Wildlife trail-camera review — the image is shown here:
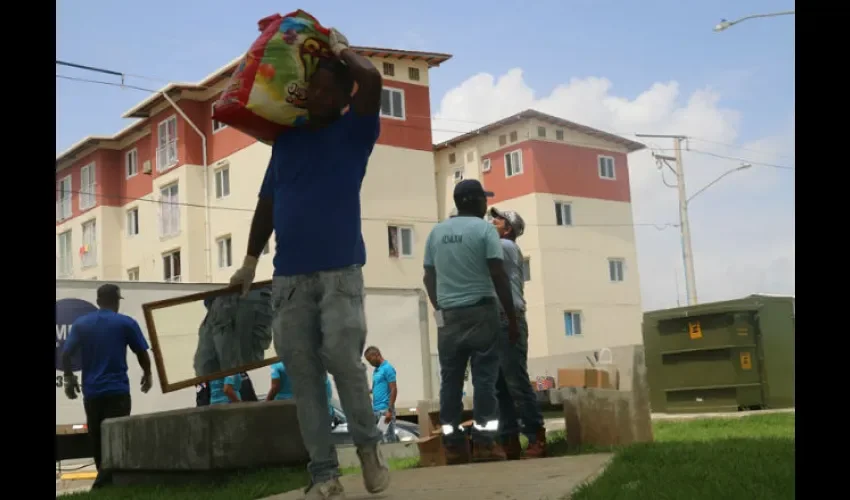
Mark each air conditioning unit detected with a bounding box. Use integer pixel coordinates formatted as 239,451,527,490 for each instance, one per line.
142,160,152,175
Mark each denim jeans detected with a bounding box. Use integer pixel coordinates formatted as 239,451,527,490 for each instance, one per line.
495,312,545,443
438,299,501,446
373,409,398,443
271,265,380,484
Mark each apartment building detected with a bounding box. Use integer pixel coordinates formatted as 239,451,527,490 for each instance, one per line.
434,110,646,357
55,47,451,296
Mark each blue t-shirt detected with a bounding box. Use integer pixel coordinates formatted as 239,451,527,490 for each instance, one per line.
371,360,397,412
259,111,381,276
271,362,334,414
423,216,504,309
210,374,242,405
63,310,150,399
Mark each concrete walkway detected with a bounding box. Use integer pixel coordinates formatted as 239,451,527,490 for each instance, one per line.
262,453,613,500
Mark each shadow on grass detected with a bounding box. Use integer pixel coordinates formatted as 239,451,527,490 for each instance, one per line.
570,437,795,500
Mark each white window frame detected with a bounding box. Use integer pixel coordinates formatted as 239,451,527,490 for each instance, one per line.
481,159,491,173
388,225,414,258
598,155,616,180
564,311,583,337
452,167,464,183
505,150,523,178
159,183,181,238
156,115,179,172
127,267,140,281
126,207,139,237
81,219,97,268
163,250,182,283
215,167,230,199
555,201,573,227
79,163,96,210
57,231,73,277
56,175,72,221
217,236,233,269
608,258,625,283
212,103,227,133
380,87,406,120
126,148,138,178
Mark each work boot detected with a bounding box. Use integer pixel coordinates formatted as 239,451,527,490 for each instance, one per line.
356,444,390,493
501,434,522,460
304,478,346,500
472,441,507,462
523,428,548,459
444,442,470,465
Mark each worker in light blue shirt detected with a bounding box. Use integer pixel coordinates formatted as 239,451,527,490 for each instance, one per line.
209,374,242,405
364,346,398,443
266,361,334,417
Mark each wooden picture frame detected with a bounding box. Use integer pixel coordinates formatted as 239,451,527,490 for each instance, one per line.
141,279,279,393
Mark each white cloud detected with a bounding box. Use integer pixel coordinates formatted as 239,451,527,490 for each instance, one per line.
433,69,795,310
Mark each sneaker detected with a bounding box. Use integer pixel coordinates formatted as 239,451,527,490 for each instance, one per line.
356,444,390,493
524,428,548,459
304,478,346,500
472,441,507,462
501,434,522,461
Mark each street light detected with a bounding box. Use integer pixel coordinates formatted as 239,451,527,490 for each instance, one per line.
687,164,752,203
714,10,795,32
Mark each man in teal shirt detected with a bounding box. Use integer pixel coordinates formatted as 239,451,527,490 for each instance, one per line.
364,346,398,443
267,361,334,417
209,374,242,405
423,179,518,464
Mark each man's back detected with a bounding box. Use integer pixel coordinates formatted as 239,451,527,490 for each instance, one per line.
424,216,504,309
66,310,147,399
260,111,381,276
500,239,527,312
270,361,294,400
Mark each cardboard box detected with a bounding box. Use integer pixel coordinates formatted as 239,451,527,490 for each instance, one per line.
558,368,614,389
585,368,611,389
558,369,587,388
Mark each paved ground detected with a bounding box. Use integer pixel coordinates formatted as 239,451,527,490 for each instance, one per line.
262,453,614,500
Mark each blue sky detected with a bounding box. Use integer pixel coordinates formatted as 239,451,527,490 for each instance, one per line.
57,0,795,308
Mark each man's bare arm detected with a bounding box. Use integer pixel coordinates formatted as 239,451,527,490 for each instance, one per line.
423,266,438,310
247,198,274,258
223,384,240,403
266,379,280,401
488,259,517,323
135,350,152,378
338,48,383,116
62,343,80,377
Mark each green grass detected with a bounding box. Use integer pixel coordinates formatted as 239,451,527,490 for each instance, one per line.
571,413,796,500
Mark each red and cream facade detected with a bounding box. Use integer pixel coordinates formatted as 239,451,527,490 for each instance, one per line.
434,111,646,357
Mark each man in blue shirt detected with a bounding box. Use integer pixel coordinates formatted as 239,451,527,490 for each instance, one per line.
227,27,388,499
61,284,152,489
364,347,398,443
209,374,242,405
423,180,519,464
266,362,334,418
489,208,547,460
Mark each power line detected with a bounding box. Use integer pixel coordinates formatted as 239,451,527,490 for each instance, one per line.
686,149,795,170
56,189,677,230
686,136,795,160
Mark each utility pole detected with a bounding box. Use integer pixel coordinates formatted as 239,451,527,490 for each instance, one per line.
636,133,698,305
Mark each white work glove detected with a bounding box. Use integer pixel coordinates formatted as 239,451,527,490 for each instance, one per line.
229,255,258,296
329,28,350,58
64,374,81,400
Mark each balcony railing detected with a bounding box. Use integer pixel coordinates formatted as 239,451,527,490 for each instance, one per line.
156,139,179,172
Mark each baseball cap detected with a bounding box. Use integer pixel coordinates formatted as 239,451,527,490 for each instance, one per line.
453,179,494,200
96,284,124,301
489,207,526,237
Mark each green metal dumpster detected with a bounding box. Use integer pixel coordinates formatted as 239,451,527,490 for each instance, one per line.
642,294,795,414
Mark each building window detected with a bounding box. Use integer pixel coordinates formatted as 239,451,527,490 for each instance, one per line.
556,129,564,140
598,156,616,179
57,231,72,277
482,159,491,172
156,115,179,171
499,135,507,146
262,240,271,255
79,163,96,210
126,149,138,178
56,175,72,221
448,152,456,164
555,202,573,226
564,311,583,337
159,183,180,238
127,208,139,236
217,236,233,268
382,62,395,76
212,103,227,132
453,168,464,183
127,267,140,281
388,225,413,258
466,151,474,162
609,258,625,282
215,167,230,199
163,250,182,283
408,67,420,81
81,219,97,268
505,150,523,177
509,131,518,142
380,88,405,119
537,126,546,138
522,258,531,282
